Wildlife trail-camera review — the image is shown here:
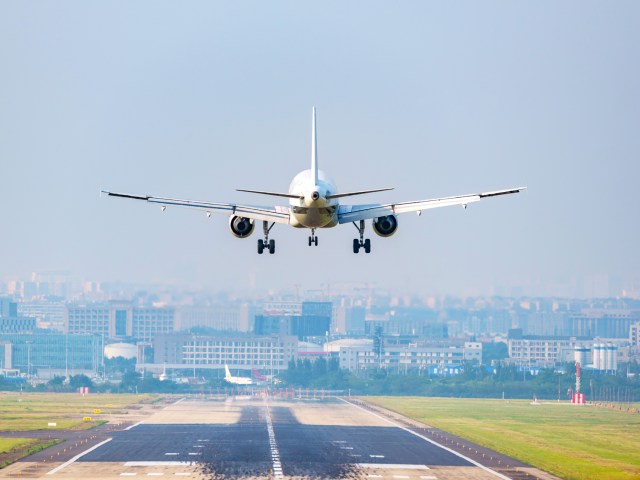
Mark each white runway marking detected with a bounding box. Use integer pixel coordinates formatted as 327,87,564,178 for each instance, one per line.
124,462,193,467
370,454,385,458
357,464,430,470
120,474,137,477
187,452,201,456
46,438,112,475
342,399,511,480
125,421,144,430
420,476,438,479
164,453,179,456
264,400,284,480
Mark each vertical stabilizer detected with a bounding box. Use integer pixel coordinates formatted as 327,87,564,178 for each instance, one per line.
311,107,318,185
225,365,231,380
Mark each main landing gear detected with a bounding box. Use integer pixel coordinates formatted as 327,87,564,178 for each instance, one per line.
308,228,318,247
352,220,371,254
257,221,275,254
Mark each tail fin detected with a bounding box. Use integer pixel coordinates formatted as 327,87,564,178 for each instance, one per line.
311,107,318,185
225,365,231,379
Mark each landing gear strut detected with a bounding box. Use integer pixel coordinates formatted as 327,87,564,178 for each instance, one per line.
257,221,275,254
308,228,318,247
352,220,371,254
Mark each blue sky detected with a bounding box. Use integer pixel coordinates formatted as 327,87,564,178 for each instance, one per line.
1,2,639,297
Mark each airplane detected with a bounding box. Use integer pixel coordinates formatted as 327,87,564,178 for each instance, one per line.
102,108,525,254
224,365,253,385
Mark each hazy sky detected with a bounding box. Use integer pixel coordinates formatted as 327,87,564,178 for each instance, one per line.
1,2,639,297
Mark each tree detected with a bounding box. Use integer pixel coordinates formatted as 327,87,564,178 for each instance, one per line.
69,374,93,389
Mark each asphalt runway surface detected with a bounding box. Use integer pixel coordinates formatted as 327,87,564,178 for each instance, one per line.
2,397,558,480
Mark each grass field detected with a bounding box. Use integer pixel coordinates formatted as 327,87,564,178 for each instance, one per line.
0,438,36,454
0,393,162,469
0,392,159,431
366,397,640,480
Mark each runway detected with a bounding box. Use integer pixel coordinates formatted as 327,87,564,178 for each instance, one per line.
2,396,549,480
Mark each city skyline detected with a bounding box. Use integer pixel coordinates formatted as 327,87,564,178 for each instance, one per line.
1,2,639,297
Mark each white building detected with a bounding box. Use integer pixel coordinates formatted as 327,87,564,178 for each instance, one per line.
337,342,479,373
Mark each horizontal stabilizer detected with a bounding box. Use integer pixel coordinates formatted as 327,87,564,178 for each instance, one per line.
236,189,303,200
326,188,394,200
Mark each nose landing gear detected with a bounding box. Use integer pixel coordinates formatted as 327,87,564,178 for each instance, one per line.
308,228,318,246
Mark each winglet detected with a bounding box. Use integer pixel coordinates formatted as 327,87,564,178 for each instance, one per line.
311,107,318,185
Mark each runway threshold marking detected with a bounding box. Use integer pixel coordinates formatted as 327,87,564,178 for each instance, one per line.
341,398,511,480
357,464,430,470
46,438,113,475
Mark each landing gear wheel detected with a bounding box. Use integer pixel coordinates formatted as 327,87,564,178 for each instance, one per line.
364,238,371,253
308,237,312,246
314,236,318,246
353,239,360,254
259,221,276,255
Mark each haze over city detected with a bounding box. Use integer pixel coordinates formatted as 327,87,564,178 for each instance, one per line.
1,2,639,297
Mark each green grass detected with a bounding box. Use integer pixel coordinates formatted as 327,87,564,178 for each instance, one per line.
0,392,159,431
366,397,640,480
0,438,63,468
0,438,36,454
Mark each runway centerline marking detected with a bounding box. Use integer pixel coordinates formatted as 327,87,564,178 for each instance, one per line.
46,438,112,475
341,398,510,480
125,462,193,467
264,399,284,480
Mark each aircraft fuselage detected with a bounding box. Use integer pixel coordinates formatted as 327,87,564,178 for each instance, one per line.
288,169,339,228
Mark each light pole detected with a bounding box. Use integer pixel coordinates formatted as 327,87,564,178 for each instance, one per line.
26,341,32,379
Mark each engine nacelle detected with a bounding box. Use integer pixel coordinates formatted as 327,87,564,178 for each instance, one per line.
228,216,255,238
372,215,398,237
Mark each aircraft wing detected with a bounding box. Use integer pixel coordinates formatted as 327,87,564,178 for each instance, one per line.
338,187,525,224
101,191,290,224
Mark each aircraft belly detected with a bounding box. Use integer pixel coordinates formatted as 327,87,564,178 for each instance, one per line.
292,207,337,228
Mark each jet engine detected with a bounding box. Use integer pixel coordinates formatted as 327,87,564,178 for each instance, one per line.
372,215,398,237
228,216,255,238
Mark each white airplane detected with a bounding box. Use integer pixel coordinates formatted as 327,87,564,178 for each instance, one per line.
102,108,525,254
224,365,253,385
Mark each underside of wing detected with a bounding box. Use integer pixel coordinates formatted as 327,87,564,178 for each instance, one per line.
338,187,525,224
102,191,290,224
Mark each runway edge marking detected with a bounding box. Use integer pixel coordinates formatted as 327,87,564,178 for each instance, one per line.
46,438,113,475
125,421,145,430
340,398,512,480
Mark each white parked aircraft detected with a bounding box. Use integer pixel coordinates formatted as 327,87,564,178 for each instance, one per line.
224,365,253,385
102,108,525,254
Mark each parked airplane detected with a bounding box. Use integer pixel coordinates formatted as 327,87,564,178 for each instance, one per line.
102,108,525,254
224,365,253,385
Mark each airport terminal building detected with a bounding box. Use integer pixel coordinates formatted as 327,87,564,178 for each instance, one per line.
146,333,298,375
